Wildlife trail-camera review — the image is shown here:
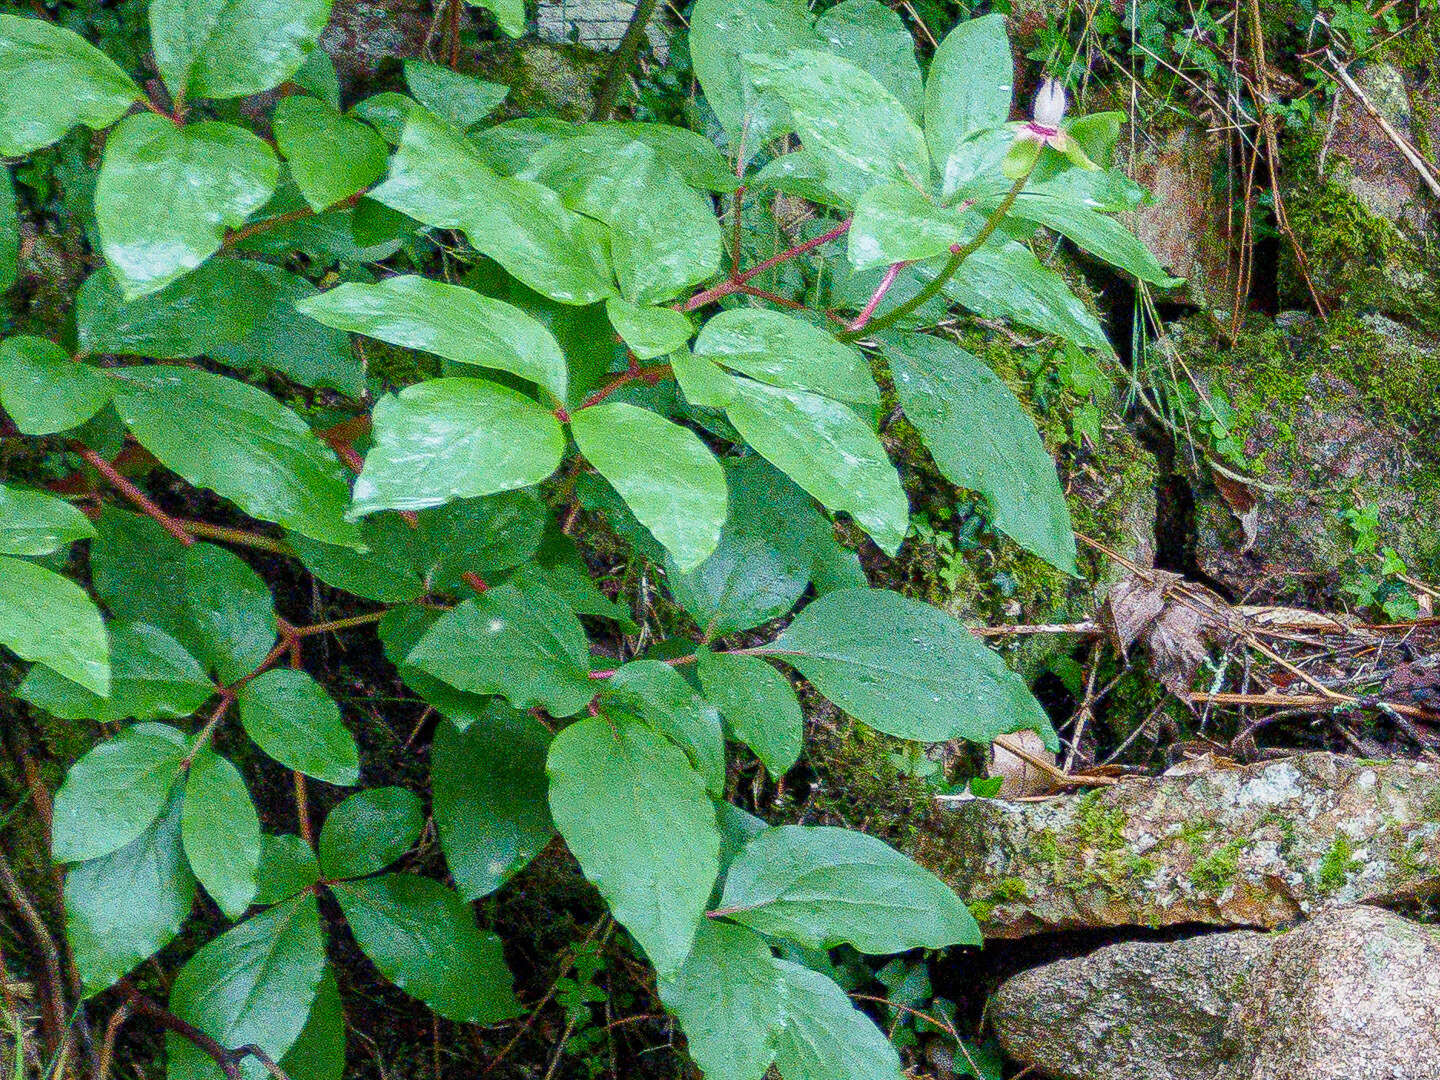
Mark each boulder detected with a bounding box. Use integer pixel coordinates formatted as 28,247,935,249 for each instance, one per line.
991,905,1440,1080
911,752,1440,938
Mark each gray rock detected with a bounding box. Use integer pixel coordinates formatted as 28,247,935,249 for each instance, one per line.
992,905,1440,1080
911,752,1440,938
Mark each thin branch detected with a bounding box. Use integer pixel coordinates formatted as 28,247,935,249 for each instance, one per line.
121,986,294,1080
74,444,194,546
679,219,853,312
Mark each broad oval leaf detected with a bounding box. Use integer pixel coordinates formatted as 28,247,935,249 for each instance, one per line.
111,365,358,547
601,660,726,795
278,965,344,1080
923,14,1013,169
605,297,694,361
0,555,109,696
547,717,720,974
95,114,279,298
718,824,980,952
570,403,727,572
766,588,1057,747
0,14,141,156
848,182,984,271
273,95,388,212
403,59,508,129
694,308,878,404
771,959,903,1080
814,0,922,119
352,378,564,518
318,787,424,881
237,669,359,785
0,336,113,435
297,276,569,401
696,650,802,777
256,835,321,906
331,874,519,1023
689,0,815,143
150,0,333,100
882,331,1076,574
183,750,262,920
0,483,96,556
182,543,278,685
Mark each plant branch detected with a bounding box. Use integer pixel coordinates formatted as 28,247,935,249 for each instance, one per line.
222,192,364,250
679,219,853,312
580,363,673,409
847,260,910,333
121,985,294,1080
74,443,195,546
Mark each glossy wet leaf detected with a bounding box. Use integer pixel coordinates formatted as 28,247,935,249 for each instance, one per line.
432,710,554,900
602,660,726,795
0,335,113,435
415,491,550,592
766,588,1057,747
0,14,141,156
353,378,564,517
943,240,1111,353
1006,194,1184,286
570,403,727,571
696,650,802,776
404,59,508,129
694,307,878,403
273,95,389,212
547,717,720,974
95,114,279,298
298,276,568,400
0,483,96,556
183,750,262,919
690,0,815,142
407,583,594,716
65,790,194,996
150,0,333,100
719,825,980,951
0,555,109,696
848,182,985,271
883,332,1076,573
182,543,277,684
771,959,903,1080
111,365,358,547
332,874,519,1023
237,669,359,785
288,516,426,603
52,723,189,864
814,0,921,119
605,297,693,361
923,13,1013,168
318,787,424,881
724,380,907,556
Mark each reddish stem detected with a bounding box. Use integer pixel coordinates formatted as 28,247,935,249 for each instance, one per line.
580,363,673,409
679,219,852,312
849,260,910,333
730,185,746,279
735,284,810,311
74,443,195,546
588,652,697,680
461,571,490,594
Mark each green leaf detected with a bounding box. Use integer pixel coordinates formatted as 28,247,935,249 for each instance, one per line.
432,710,554,900
95,114,279,298
77,260,279,360
278,966,345,1080
111,365,358,547
718,825,980,951
690,0,815,142
1005,194,1183,286
770,959,903,1080
766,588,1057,747
696,650,801,776
371,110,612,304
352,378,564,518
605,297,693,361
0,336,113,435
0,484,95,556
882,332,1076,573
331,874,518,1023
415,491,549,592
743,50,929,188
570,403,727,571
297,276,568,401
923,14,1012,169
848,182,984,271
19,622,213,722
0,14,141,156
657,920,785,1080
65,789,195,996
942,240,1111,352
255,834,321,905
52,723,189,864
0,555,109,696
814,0,922,120
465,0,525,36
166,894,327,1080
724,380,907,556
546,717,720,974
150,0,333,100
695,308,878,404
0,167,16,292
237,669,359,785
671,349,738,409
273,95,388,212
182,543,277,684
183,750,262,919
318,787,424,881
288,516,425,604
407,583,594,716
403,60,508,129
291,47,340,107
602,660,726,795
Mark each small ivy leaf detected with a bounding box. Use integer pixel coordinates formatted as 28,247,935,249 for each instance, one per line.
569,403,727,572
922,13,1013,169
52,724,189,864
694,308,879,404
165,894,327,1080
0,555,110,696
0,336,114,436
547,716,720,975
351,378,565,518
601,660,727,795
149,0,333,101
255,835,321,906
331,874,519,1024
237,669,360,786
770,959,904,1080
696,650,802,777
272,95,389,212
65,788,195,997
0,483,96,556
403,59,509,129
317,786,424,881
765,587,1058,748
183,750,262,920
717,824,981,952
0,14,142,156
95,114,278,299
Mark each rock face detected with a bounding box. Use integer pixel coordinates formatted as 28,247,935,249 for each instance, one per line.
913,752,1440,938
991,905,1440,1080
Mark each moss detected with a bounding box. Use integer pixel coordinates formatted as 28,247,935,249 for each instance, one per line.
1190,838,1247,893
1316,833,1361,894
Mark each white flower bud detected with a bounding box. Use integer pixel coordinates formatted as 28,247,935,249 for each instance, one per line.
1032,78,1067,130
